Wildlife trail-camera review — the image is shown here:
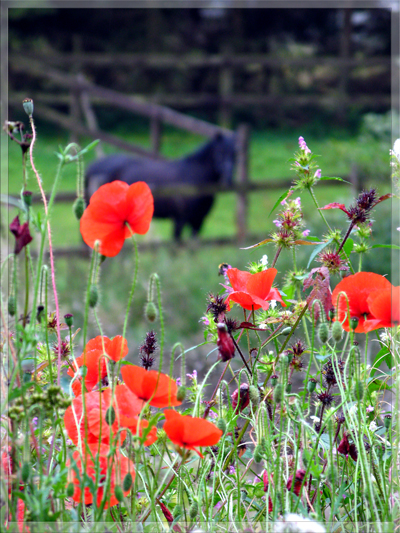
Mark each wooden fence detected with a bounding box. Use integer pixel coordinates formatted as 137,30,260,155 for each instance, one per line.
6,57,356,252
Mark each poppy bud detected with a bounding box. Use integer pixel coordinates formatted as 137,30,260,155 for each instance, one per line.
352,344,361,364
66,482,75,498
145,301,158,323
352,381,364,401
231,383,250,412
22,98,34,117
285,382,292,393
216,418,226,434
307,378,317,393
189,501,198,519
173,504,182,520
8,295,16,316
105,406,116,426
249,385,260,406
384,414,392,429
332,321,343,342
23,191,32,207
318,323,329,344
64,313,74,328
73,197,85,220
273,383,284,403
271,374,279,387
88,284,98,308
349,316,359,331
280,327,292,336
21,462,30,482
123,472,133,492
217,323,235,362
114,485,124,503
177,386,186,402
253,444,263,463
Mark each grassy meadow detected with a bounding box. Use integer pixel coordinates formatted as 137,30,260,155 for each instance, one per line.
2,121,392,371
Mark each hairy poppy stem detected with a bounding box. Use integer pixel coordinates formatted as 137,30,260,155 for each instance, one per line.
229,331,253,377
271,246,282,268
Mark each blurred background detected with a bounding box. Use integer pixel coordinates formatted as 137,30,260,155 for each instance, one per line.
3,4,396,375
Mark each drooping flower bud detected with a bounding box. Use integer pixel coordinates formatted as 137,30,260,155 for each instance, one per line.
216,418,227,434
189,501,198,519
352,381,364,401
88,284,98,308
105,406,116,426
177,386,186,402
114,485,124,503
8,295,16,316
273,383,284,403
145,301,158,323
318,322,329,344
332,320,343,342
66,482,75,498
253,444,263,463
123,472,133,492
20,462,30,483
217,323,235,362
73,197,85,220
249,385,260,406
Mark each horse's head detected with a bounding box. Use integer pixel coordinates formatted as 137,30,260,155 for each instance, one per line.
212,133,236,186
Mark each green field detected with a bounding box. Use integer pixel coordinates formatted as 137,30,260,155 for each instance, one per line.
2,123,393,371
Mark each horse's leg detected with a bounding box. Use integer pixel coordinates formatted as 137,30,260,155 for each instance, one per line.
173,218,185,242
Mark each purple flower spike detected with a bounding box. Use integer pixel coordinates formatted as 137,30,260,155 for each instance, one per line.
302,229,310,237
314,169,321,179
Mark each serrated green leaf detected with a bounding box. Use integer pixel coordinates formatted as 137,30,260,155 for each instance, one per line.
343,238,354,256
307,238,333,268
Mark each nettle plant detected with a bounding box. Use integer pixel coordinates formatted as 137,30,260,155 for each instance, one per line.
1,102,399,533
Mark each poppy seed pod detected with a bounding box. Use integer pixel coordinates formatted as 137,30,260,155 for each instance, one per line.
217,323,235,362
64,313,74,328
307,378,317,393
349,316,359,331
271,374,279,387
285,382,292,393
332,320,343,342
22,98,34,117
384,414,392,429
318,323,329,344
114,485,124,503
73,197,85,220
23,191,32,207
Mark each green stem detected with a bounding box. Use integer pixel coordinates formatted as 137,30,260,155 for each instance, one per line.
308,185,332,232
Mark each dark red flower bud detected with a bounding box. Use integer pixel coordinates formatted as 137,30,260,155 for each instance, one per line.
337,433,350,455
263,471,273,513
158,502,181,532
9,215,33,254
217,323,235,362
231,383,250,412
286,469,306,496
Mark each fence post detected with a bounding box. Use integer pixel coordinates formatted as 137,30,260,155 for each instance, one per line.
150,112,162,155
77,73,104,158
236,124,250,243
219,48,234,128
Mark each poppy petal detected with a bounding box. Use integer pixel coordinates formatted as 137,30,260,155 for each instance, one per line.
246,268,277,300
125,182,154,235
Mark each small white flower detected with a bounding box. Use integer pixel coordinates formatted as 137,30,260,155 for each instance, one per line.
260,254,269,268
270,300,277,309
393,138,400,161
310,416,320,424
273,513,326,533
258,324,267,330
369,421,378,432
366,405,374,413
348,404,358,415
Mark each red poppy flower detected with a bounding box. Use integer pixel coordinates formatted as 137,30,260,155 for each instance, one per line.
163,410,222,458
364,286,400,331
80,181,154,257
64,385,157,447
121,365,181,408
68,443,135,508
68,336,128,396
332,272,391,333
225,268,285,311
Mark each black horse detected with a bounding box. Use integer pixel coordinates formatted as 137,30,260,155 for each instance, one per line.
85,133,236,240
